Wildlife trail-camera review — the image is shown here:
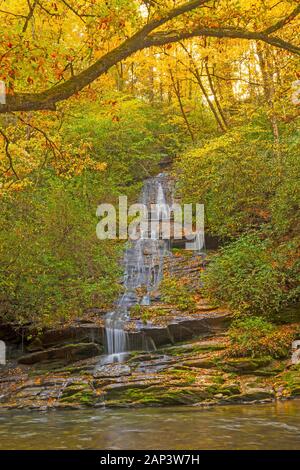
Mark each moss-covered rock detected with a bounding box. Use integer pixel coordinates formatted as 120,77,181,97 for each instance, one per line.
219,356,272,373
160,341,227,357
280,367,300,397
60,382,97,406
182,358,216,368
107,385,213,406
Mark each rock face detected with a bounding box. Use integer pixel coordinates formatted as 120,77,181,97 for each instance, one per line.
0,334,299,410
0,242,298,411
18,343,102,365
140,311,232,347
31,324,105,349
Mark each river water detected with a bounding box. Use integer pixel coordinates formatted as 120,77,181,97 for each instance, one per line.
0,400,300,449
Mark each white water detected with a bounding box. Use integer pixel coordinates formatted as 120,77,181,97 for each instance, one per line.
101,173,172,363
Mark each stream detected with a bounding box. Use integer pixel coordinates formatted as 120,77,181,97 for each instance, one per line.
0,400,300,449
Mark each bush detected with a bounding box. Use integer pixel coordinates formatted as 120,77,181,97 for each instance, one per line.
160,276,196,312
0,180,122,327
228,317,296,359
270,132,300,237
175,124,277,238
175,121,300,240
62,95,181,195
203,234,289,317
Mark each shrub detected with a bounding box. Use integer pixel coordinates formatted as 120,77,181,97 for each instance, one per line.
175,124,277,238
0,181,122,327
203,234,287,317
228,317,296,359
160,276,196,312
175,121,300,240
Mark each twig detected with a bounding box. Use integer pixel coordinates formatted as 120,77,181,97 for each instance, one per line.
0,129,20,179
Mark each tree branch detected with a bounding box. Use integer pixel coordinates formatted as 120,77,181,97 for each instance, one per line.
61,0,86,23
263,4,300,35
14,114,62,158
0,129,20,179
145,27,300,55
22,0,38,33
0,9,26,18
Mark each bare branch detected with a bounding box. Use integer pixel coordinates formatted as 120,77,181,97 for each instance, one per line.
36,1,60,17
13,114,62,158
0,129,20,179
23,0,38,33
0,9,26,18
61,0,86,23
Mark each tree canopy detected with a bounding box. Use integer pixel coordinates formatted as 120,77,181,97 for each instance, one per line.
0,0,299,112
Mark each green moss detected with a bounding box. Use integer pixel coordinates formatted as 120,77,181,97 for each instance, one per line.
254,361,286,377
105,384,213,406
281,370,300,397
164,368,197,385
59,381,96,405
211,375,225,385
160,276,196,312
160,342,226,357
219,356,272,373
60,389,96,405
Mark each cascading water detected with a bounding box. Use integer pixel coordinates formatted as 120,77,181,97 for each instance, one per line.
100,173,172,364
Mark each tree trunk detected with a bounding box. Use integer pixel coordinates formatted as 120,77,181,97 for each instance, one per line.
169,68,195,142
256,42,280,150
204,58,228,128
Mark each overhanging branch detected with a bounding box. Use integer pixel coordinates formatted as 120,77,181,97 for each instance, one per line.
0,0,299,114
145,27,300,55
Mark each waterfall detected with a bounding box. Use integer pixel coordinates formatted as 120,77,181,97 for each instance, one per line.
100,173,172,364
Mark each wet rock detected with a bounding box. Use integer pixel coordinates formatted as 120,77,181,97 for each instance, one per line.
134,355,174,373
167,312,231,342
18,343,101,365
142,326,173,348
93,363,131,378
0,375,26,384
160,339,226,357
